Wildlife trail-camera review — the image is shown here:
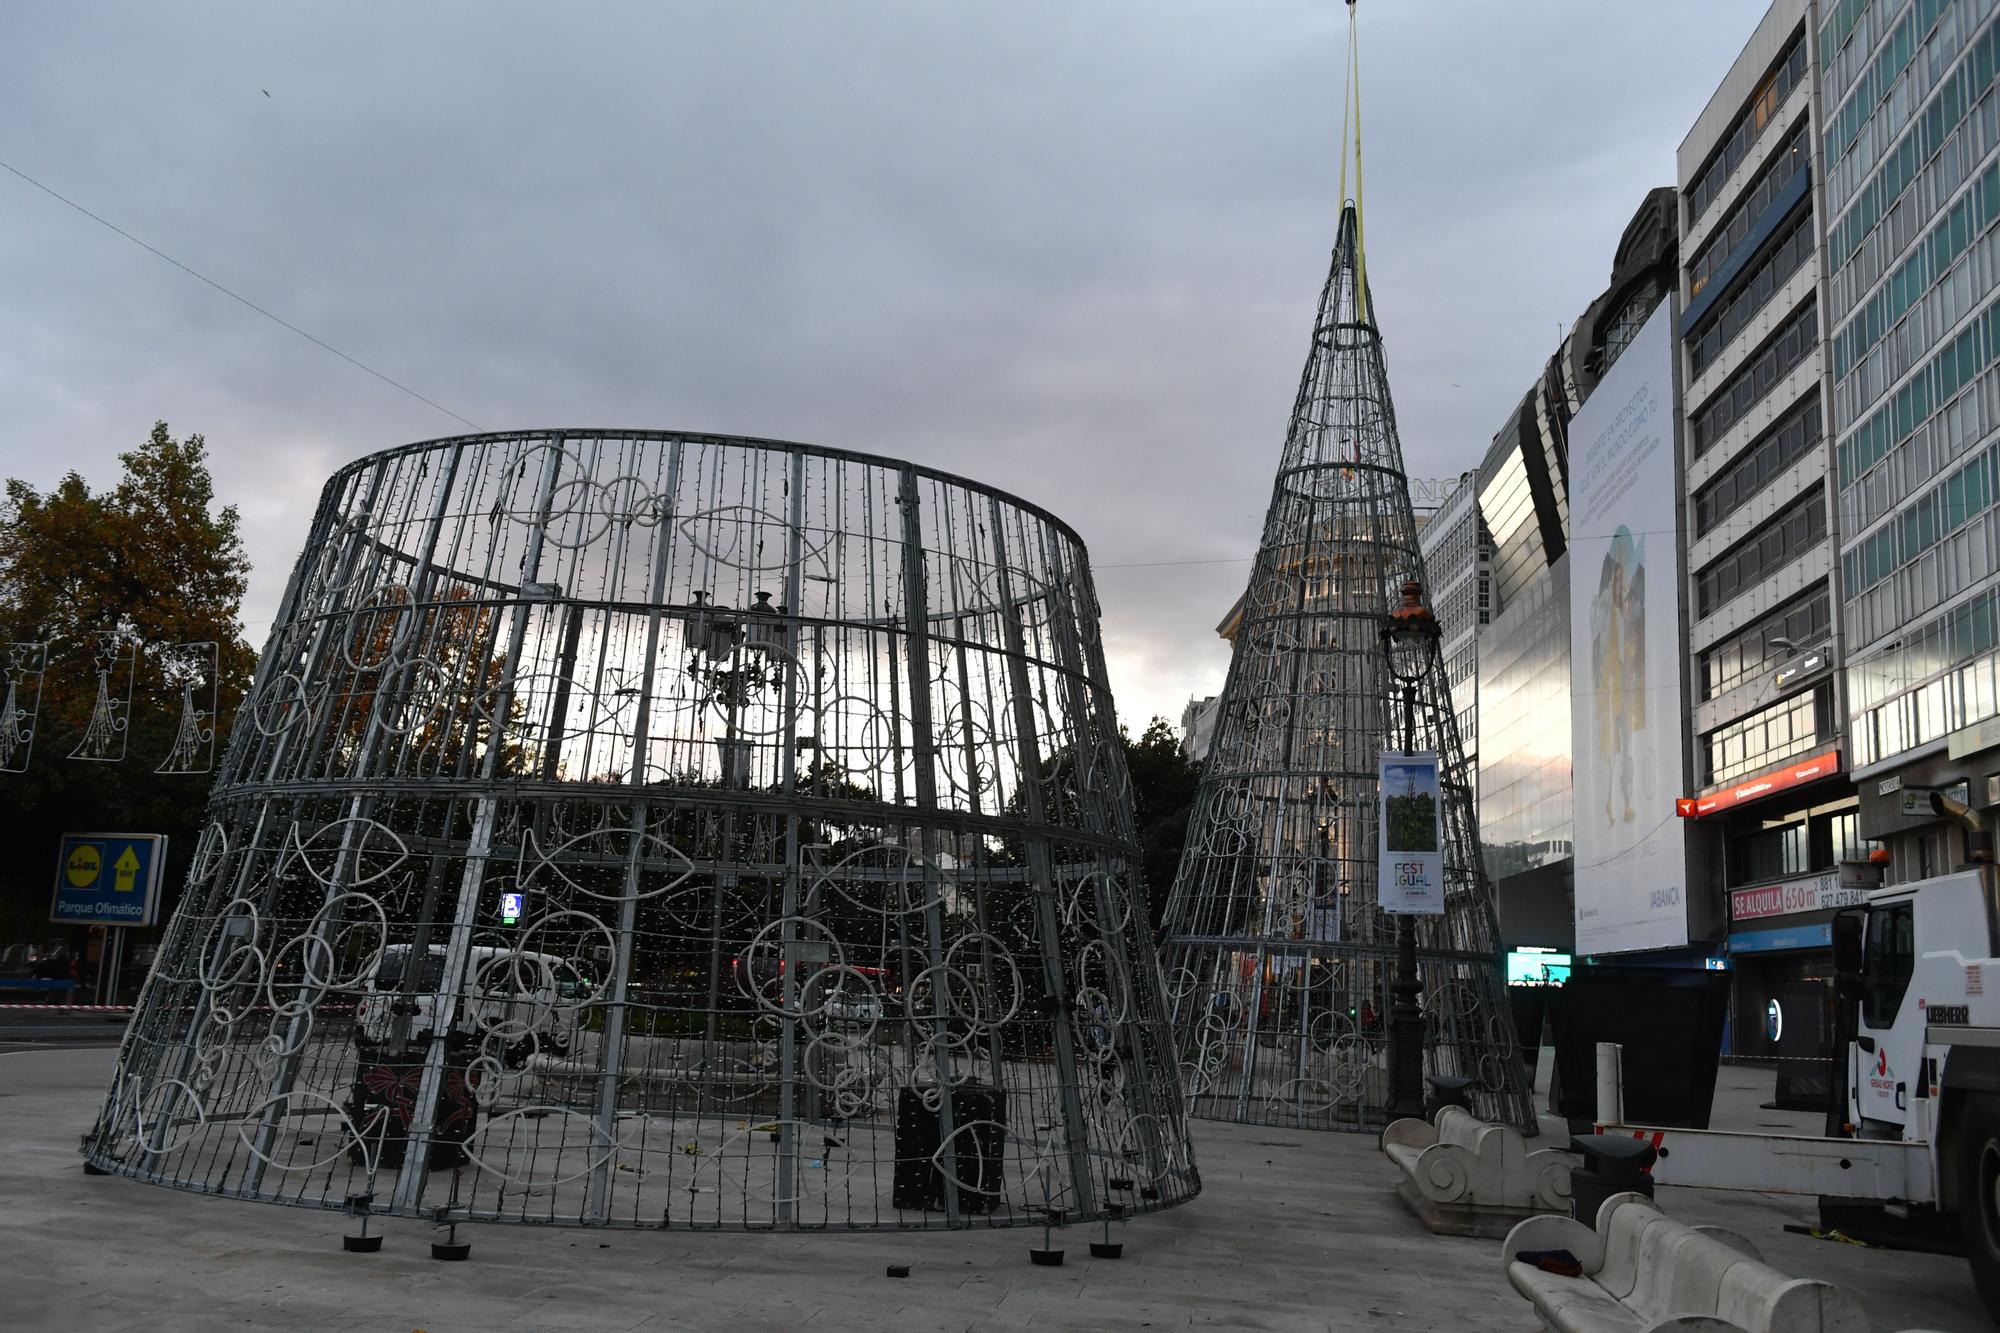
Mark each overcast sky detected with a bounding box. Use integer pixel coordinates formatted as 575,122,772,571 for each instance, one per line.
1,1,1760,732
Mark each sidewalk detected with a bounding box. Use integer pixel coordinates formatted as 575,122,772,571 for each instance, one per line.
0,1046,1984,1331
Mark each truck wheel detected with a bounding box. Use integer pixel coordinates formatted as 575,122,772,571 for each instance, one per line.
1957,1092,2000,1321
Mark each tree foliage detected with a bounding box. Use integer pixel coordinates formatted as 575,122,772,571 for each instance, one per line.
0,423,254,951
1122,716,1202,932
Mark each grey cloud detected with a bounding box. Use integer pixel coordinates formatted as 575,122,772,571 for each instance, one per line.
0,0,1758,727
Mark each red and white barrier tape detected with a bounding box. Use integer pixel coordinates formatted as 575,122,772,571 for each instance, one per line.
0,1004,135,1012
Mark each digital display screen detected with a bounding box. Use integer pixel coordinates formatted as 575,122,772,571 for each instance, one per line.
1506,950,1572,986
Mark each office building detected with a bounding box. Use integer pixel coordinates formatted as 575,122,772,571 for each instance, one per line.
1823,1,2000,883
1477,191,1680,955
1675,0,1875,1055
1417,471,1494,790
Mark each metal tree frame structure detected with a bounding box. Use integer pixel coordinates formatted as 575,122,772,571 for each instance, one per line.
85,430,1198,1231
1156,206,1536,1134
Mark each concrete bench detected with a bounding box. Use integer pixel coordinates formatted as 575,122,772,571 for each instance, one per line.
1382,1104,1573,1237
1502,1192,1867,1332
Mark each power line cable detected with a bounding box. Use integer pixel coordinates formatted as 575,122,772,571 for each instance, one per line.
0,159,479,431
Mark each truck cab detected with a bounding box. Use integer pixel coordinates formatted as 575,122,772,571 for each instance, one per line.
1841,868,2000,1315
1847,871,1993,1139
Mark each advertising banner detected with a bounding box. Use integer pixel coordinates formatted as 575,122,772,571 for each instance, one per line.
1568,300,1689,954
1379,751,1444,914
1729,870,1870,923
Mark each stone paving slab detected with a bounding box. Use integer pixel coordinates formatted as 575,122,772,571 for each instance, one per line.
0,1048,1987,1331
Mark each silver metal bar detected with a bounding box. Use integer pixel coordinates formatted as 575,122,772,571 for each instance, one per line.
392,438,564,1211
586,438,684,1223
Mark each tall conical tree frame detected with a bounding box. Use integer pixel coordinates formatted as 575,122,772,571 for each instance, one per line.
1157,204,1535,1133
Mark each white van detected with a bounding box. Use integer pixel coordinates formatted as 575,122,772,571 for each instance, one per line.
354,944,584,1068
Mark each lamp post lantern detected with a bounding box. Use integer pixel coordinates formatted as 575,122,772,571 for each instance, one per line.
1381,577,1440,1123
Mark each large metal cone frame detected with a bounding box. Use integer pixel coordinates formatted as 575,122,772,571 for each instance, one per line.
81,430,1199,1230
1157,206,1536,1133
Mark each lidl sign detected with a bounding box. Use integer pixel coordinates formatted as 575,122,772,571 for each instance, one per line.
51,832,167,927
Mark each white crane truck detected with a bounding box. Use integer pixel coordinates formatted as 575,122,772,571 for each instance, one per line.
1598,824,2000,1319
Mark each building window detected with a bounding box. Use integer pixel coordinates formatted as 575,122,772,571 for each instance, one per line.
1824,0,1955,173
1827,809,1861,866
1688,122,1812,302
1703,686,1823,786
1828,19,2000,273
1847,589,2000,768
1833,162,2000,383
1698,584,1832,701
1838,293,2000,488
1690,298,1819,456
1842,439,1999,596
1687,32,1808,230
1695,487,1826,618
1687,206,1815,380
1693,391,1823,538
1600,284,1667,372
1730,819,1810,884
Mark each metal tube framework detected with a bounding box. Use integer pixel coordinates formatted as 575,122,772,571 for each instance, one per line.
85,429,1199,1230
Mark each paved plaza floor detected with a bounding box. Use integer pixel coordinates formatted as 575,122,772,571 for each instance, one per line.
0,1045,1986,1331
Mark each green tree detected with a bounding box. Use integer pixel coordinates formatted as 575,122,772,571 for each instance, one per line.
0,423,255,958
1122,716,1202,931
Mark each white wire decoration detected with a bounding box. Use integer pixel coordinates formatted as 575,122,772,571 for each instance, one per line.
155,641,219,775
68,628,136,763
0,640,49,774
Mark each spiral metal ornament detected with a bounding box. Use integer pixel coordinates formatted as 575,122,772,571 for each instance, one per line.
85,430,1198,1230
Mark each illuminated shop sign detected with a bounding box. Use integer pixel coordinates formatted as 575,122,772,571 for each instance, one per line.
1678,749,1842,818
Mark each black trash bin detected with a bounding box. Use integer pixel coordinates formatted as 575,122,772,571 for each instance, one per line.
345,1056,480,1169
1426,1074,1474,1121
1569,1133,1655,1227
893,1084,1005,1215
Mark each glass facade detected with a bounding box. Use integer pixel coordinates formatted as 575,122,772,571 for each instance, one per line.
1419,476,1493,786
1847,583,2000,766
1478,558,1574,882
1703,684,1828,785
1829,0,2000,773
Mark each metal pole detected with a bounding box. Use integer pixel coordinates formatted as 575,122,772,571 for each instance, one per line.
391,439,565,1212
105,927,125,1007
586,439,684,1223
1595,1041,1624,1127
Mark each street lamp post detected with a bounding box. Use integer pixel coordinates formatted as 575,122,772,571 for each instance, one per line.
1381,577,1440,1123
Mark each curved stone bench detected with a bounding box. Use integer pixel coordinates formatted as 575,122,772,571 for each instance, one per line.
1502,1192,1868,1332
1382,1104,1573,1237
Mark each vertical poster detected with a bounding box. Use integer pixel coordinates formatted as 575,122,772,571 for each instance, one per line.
1567,299,1689,954
1379,751,1444,914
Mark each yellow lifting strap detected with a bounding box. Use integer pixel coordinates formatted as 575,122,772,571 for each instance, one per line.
1337,0,1369,323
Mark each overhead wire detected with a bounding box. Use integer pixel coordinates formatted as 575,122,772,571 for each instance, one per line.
0,158,480,431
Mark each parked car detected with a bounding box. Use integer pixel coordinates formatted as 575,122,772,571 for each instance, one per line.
354,944,581,1068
